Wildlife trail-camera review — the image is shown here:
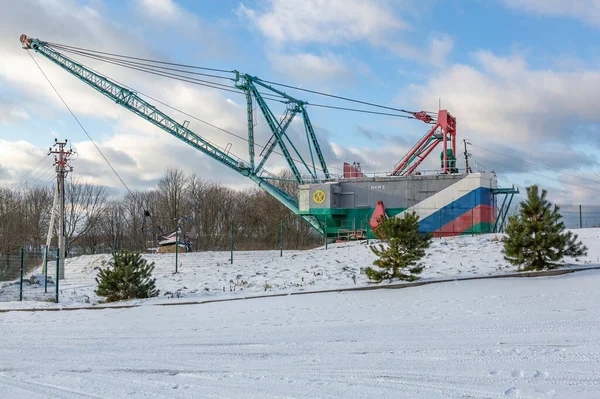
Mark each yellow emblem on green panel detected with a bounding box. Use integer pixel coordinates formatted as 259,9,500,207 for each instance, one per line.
313,190,326,204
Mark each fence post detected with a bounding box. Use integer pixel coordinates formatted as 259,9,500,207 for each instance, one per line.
175,230,179,273
19,247,24,302
471,208,474,237
439,211,442,239
579,205,583,229
44,246,48,294
279,220,283,257
230,223,234,264
366,217,370,245
55,248,60,303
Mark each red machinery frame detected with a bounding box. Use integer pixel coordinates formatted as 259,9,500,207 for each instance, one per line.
392,110,457,176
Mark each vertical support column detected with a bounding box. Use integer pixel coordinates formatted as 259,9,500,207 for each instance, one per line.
19,247,24,302
245,90,255,171
579,205,583,229
44,246,48,294
175,230,179,273
279,220,283,257
58,146,65,280
50,139,72,280
471,208,474,236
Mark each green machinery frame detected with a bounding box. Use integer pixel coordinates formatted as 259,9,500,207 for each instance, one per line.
21,35,329,234
492,186,520,233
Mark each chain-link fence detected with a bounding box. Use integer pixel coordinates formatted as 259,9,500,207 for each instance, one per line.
556,205,600,229
0,247,59,303
0,220,323,304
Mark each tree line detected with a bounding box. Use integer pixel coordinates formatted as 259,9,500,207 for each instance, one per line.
0,167,320,256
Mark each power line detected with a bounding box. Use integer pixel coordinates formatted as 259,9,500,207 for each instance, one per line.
27,51,137,199
12,152,50,186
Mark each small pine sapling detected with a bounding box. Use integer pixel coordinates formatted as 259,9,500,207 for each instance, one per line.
503,185,587,271
366,211,432,282
96,250,159,302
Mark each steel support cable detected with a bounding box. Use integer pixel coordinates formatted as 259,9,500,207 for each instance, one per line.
258,78,428,116
28,52,167,235
30,47,330,198
50,45,418,119
62,57,328,175
46,42,428,118
48,45,289,104
48,44,232,80
45,41,234,74
469,143,600,186
308,103,416,119
469,154,600,195
47,47,243,95
28,51,137,200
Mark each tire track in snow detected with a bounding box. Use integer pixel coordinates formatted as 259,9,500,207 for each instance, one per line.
0,375,109,399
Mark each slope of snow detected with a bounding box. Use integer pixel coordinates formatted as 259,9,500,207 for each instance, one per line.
2,270,600,398
3,229,600,309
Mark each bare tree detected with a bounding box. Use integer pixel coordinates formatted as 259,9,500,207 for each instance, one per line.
157,167,188,229
65,178,108,255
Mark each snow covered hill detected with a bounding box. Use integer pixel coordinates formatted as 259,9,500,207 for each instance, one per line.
3,229,600,309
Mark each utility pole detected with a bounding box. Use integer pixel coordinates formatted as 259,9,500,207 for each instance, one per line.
49,139,73,280
463,139,472,174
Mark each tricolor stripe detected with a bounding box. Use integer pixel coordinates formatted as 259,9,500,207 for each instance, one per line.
395,173,496,235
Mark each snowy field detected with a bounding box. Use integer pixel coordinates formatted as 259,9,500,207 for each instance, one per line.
2,229,600,309
2,270,600,398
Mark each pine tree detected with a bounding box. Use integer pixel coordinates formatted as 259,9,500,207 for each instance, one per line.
95,250,159,302
366,211,432,282
503,185,587,271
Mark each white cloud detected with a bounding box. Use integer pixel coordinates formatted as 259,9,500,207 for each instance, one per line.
502,0,600,27
239,0,453,76
134,0,183,21
0,97,29,124
407,50,600,147
404,49,600,202
0,0,262,190
385,33,454,67
268,52,352,85
133,0,199,32
238,0,407,45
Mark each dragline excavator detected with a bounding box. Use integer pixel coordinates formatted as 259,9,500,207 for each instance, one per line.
20,34,459,237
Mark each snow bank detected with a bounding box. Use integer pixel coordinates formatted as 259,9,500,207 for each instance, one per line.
3,229,600,309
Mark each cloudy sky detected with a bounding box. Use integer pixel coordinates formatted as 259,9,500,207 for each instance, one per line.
2,0,600,204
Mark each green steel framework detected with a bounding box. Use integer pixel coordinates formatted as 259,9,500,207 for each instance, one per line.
21,35,519,240
21,35,327,234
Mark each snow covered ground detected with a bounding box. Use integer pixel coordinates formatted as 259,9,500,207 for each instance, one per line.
2,229,600,309
2,270,600,398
